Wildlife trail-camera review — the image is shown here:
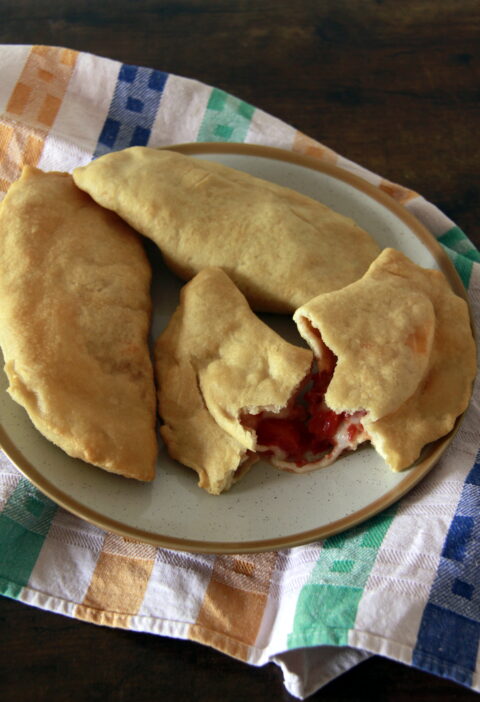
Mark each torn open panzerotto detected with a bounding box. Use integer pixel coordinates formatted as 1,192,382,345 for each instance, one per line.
284,247,477,473
156,251,476,493
154,266,314,495
73,147,381,313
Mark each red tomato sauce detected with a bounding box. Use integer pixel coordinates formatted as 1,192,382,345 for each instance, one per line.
255,367,347,467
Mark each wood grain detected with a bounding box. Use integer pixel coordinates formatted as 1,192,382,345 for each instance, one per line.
2,595,479,702
1,1,479,700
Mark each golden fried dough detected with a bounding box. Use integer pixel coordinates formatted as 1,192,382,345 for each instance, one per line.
155,267,313,494
0,167,157,481
73,147,381,313
294,248,476,470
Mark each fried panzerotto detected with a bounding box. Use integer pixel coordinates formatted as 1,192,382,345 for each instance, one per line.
156,251,476,492
154,267,313,494
0,167,157,481
285,248,477,472
73,147,381,314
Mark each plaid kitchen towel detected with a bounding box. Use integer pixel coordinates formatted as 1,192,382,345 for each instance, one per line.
0,45,479,700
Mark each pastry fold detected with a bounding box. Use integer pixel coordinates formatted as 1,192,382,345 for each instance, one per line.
293,248,477,470
0,167,157,481
154,267,313,494
73,147,381,314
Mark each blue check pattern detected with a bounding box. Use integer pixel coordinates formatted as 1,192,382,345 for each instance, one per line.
94,63,168,157
413,453,480,685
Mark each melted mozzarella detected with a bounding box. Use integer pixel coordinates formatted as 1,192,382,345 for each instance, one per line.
266,411,368,474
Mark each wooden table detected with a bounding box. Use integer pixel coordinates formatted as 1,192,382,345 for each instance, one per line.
1,2,479,700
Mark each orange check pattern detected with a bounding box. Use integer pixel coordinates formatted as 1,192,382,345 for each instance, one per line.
0,46,77,191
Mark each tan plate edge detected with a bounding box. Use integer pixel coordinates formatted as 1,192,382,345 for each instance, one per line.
0,421,457,554
0,142,474,554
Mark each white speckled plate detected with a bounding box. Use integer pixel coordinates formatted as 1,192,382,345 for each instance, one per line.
0,144,468,553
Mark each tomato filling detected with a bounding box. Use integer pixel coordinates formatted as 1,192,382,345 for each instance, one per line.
248,349,366,469
254,371,346,466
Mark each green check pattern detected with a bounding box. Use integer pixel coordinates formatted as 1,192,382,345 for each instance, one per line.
197,88,255,142
288,507,397,648
438,226,480,287
0,478,57,598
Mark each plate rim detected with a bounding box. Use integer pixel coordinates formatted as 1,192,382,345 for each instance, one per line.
0,142,471,553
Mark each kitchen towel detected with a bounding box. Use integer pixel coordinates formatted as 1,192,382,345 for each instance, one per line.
0,45,479,699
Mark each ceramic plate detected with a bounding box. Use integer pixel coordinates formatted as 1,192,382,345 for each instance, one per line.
0,144,468,553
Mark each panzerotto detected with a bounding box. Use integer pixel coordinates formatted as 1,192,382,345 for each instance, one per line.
0,167,157,481
73,146,381,313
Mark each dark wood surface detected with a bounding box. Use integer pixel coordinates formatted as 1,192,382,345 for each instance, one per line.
1,2,479,700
